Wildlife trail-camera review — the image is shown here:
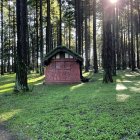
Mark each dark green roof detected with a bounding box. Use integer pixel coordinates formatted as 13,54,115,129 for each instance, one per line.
44,46,83,65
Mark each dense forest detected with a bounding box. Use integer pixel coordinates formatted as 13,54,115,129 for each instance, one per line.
0,1,140,139
0,0,140,91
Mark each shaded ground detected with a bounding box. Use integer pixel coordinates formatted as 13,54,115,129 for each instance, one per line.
0,124,17,140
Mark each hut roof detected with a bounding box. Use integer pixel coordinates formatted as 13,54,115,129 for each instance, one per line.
44,46,83,65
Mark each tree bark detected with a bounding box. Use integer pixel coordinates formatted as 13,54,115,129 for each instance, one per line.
39,0,44,75
93,0,98,73
1,0,4,75
130,0,136,71
15,0,29,92
102,0,113,83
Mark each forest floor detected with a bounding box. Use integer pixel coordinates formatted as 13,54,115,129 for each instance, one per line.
0,70,140,140
0,123,18,140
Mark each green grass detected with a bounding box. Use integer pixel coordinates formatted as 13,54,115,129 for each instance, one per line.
0,70,140,140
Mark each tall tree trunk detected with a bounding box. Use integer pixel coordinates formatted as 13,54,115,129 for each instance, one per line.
1,0,4,75
58,0,62,46
27,5,30,72
85,4,89,72
7,0,11,73
93,0,98,73
12,8,16,73
40,0,44,75
136,0,140,68
102,0,113,83
68,4,71,50
128,5,131,68
15,0,29,92
75,0,78,52
32,11,36,71
36,0,39,73
112,3,116,76
46,0,51,53
130,0,136,71
116,6,121,70
75,0,82,55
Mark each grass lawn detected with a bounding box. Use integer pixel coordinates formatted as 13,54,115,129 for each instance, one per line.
0,70,140,140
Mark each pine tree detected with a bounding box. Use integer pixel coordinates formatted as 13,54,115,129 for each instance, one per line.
15,0,29,92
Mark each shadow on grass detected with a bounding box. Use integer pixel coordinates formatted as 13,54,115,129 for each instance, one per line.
115,70,140,94
0,74,44,95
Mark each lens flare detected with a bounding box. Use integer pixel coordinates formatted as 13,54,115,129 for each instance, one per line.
110,0,117,3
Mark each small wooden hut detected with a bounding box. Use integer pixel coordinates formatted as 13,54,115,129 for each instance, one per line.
44,46,83,84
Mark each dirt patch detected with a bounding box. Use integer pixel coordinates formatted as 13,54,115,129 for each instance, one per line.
0,124,18,140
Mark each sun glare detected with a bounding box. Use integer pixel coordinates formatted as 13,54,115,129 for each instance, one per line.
8,1,14,6
110,0,117,3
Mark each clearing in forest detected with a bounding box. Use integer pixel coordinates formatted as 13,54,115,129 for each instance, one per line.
0,70,140,140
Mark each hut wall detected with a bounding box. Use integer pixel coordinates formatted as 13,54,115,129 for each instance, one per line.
44,58,81,84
